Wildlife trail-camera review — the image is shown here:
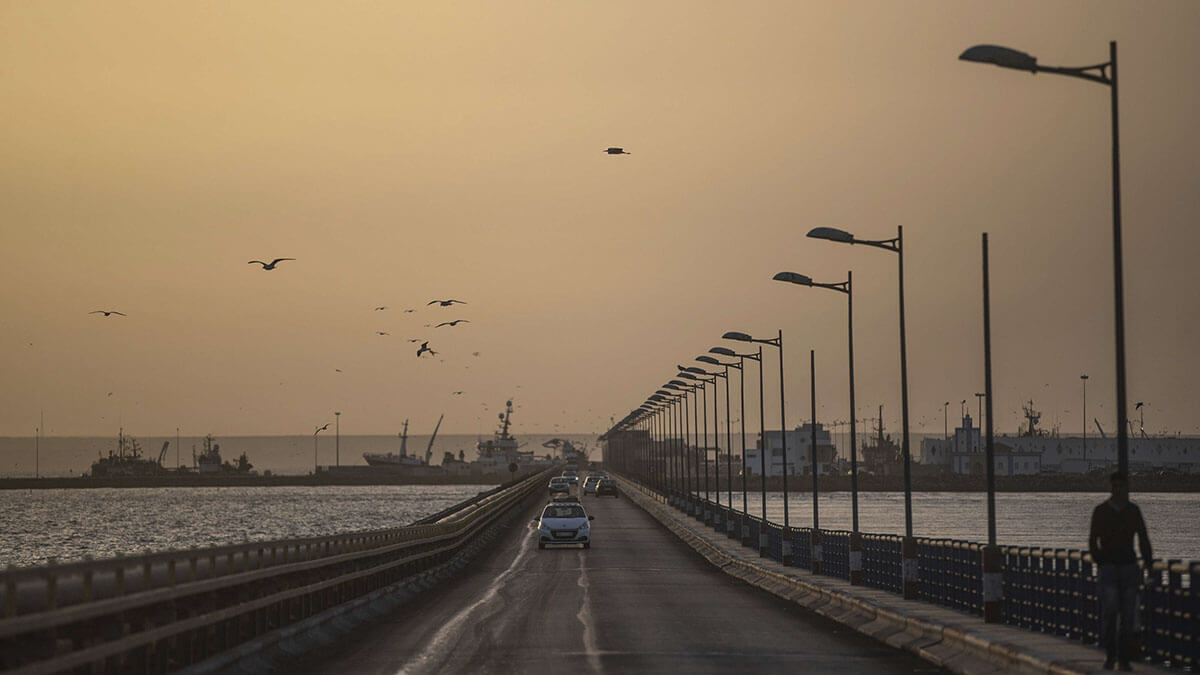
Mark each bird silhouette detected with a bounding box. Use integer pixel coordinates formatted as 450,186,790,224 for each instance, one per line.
452,391,465,396
604,147,630,155
90,310,126,317
403,308,417,313
427,299,467,307
374,306,388,311
248,258,295,270
416,341,437,358
335,369,343,373
314,423,330,434
436,319,470,327
472,352,481,357
406,338,423,343
376,331,390,336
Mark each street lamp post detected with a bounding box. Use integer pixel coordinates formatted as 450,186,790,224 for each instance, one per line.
711,346,759,546
335,411,341,467
807,227,913,538
724,330,790,564
772,271,859,536
1081,375,1089,465
960,41,1129,479
682,367,722,521
313,423,328,474
699,355,740,535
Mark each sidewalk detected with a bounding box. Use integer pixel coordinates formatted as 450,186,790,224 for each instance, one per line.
617,479,1167,675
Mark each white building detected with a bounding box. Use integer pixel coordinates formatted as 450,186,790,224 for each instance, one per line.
921,415,1200,475
744,423,837,477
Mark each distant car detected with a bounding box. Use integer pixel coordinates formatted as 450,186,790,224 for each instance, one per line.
595,479,618,498
582,475,602,495
536,502,593,549
548,477,570,495
561,471,579,485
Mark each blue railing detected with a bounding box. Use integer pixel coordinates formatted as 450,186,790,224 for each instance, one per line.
632,477,1196,669
822,530,851,581
862,534,904,594
917,538,982,615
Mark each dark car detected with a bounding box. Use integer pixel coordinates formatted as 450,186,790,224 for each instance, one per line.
595,479,618,498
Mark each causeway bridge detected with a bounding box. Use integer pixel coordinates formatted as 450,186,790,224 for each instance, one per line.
2,468,1195,673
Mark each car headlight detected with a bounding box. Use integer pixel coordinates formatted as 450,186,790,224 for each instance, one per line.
539,523,552,534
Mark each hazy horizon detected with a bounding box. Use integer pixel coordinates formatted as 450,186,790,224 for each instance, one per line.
4,2,1198,439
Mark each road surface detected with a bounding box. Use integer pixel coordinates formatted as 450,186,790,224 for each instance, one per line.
293,487,942,674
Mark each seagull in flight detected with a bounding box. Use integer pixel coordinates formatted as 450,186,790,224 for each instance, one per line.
374,306,388,311
406,338,423,343
376,331,390,336
90,310,126,317
314,423,330,435
428,299,467,307
403,308,417,313
248,258,295,270
604,147,630,155
452,391,465,396
436,319,470,328
416,341,437,358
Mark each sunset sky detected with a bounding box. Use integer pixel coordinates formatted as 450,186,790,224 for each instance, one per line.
3,2,1198,438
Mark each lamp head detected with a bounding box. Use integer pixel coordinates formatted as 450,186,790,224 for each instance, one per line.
682,366,708,375
677,372,698,381
722,331,753,342
772,271,813,286
709,346,737,357
807,227,855,243
667,380,687,387
959,44,1037,72
695,355,720,365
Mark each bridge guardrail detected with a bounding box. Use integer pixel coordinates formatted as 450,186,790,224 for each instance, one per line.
621,477,1198,670
0,468,554,673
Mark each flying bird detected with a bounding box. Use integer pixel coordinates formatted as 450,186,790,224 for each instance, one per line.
335,369,343,373
90,310,126,317
1136,402,1144,409
247,258,295,270
314,423,330,434
436,320,470,327
403,309,417,313
452,391,465,396
406,338,423,343
376,331,390,336
374,306,388,311
427,299,467,307
416,341,437,358
472,352,480,357
604,147,630,155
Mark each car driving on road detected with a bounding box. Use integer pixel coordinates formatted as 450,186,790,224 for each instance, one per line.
547,477,570,496
595,478,618,498
536,502,594,549
582,475,601,495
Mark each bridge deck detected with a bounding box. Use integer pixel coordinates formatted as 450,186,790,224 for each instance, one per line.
291,487,940,674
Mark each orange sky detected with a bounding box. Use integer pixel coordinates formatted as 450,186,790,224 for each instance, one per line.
3,2,1198,438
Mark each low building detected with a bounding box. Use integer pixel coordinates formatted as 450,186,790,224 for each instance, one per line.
744,423,837,477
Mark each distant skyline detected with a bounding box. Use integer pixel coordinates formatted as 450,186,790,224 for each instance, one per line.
3,2,1199,438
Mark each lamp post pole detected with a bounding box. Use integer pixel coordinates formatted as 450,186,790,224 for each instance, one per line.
960,41,1127,479
335,411,341,467
772,270,858,534
1081,375,1089,465
709,346,756,544
806,228,912,537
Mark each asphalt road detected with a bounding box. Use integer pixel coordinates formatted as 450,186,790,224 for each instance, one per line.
294,487,943,674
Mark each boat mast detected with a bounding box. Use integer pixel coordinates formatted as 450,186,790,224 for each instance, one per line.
399,419,409,458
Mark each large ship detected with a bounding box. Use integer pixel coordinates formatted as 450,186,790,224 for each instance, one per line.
362,415,444,471
461,401,555,475
89,429,169,477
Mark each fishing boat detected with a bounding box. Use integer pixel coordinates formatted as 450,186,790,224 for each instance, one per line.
363,415,444,470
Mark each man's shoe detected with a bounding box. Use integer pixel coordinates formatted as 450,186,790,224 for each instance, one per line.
1103,658,1116,670
1118,662,1133,672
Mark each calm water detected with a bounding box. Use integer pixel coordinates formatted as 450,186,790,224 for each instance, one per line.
0,484,495,568
707,490,1200,561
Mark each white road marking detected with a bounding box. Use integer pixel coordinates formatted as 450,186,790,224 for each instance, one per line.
576,549,603,674
397,522,536,675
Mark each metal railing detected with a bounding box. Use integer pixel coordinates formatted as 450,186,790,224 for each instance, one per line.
626,481,1197,670
0,469,553,673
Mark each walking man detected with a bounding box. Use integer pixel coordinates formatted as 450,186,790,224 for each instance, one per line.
1088,472,1153,671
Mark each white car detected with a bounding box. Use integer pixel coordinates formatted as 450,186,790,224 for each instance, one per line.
582,475,601,495
536,502,594,549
